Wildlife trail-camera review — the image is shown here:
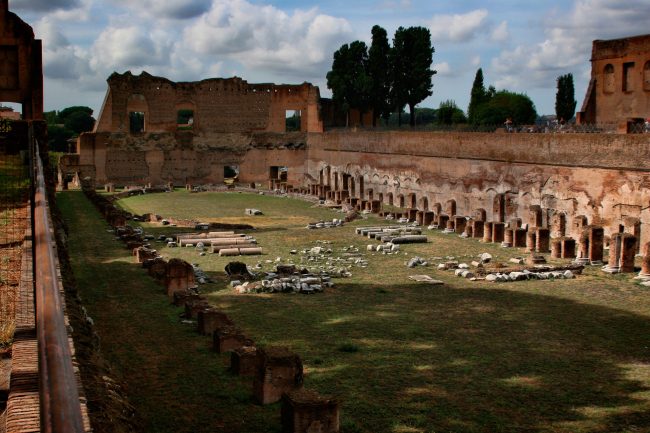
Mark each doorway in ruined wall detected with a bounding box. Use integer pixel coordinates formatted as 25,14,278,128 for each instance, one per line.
551,212,567,238
342,174,349,191
349,177,356,197
326,166,331,186
408,193,417,209
644,61,650,91
285,110,301,132
358,176,364,198
269,166,288,182
367,188,373,201
386,192,394,206
378,192,383,204
397,194,405,208
319,169,324,185
333,172,339,190
446,199,456,217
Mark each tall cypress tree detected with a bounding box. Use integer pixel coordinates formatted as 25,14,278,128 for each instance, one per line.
368,25,391,126
468,68,487,124
555,73,577,122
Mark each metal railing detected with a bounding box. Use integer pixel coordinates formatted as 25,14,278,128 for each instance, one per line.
31,124,85,433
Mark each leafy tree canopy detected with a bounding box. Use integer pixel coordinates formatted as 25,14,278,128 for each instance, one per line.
437,100,467,125
473,91,537,125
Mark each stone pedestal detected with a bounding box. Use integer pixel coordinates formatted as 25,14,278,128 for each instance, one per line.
165,258,196,297
492,222,505,243
482,222,493,242
254,347,303,405
231,346,259,376
281,389,340,433
197,309,234,335
184,299,210,319
213,326,252,353
472,220,484,239
513,228,527,248
134,246,158,263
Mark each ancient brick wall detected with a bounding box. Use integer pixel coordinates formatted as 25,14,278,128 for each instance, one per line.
306,131,650,245
578,34,650,125
95,71,323,135
0,0,43,119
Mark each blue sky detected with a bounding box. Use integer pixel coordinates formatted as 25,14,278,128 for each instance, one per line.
8,0,650,117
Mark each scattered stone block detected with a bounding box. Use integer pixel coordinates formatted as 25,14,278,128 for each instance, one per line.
197,309,235,335
281,388,340,433
213,326,252,353
253,346,304,405
231,346,260,376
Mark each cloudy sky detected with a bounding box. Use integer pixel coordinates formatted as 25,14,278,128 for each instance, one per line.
9,0,650,117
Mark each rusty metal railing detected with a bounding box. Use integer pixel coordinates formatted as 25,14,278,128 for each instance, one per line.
30,123,85,433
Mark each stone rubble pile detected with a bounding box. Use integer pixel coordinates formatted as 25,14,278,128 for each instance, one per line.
355,225,427,244
231,264,334,294
306,218,344,229
436,254,584,282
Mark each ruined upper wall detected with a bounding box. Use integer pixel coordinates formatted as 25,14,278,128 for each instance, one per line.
578,34,650,125
0,0,43,119
95,71,323,134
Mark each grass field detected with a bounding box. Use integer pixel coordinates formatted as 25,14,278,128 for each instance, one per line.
58,189,650,433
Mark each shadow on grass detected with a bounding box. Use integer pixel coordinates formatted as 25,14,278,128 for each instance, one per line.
215,282,650,433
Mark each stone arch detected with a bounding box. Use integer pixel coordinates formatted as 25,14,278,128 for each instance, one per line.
473,208,487,221
644,61,650,91
418,196,429,211
604,64,615,94
445,199,457,216
397,194,405,208
175,100,196,130
407,193,417,209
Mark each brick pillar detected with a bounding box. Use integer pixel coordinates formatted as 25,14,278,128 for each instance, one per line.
535,228,550,253
416,211,424,226
509,218,522,229
482,221,493,242
253,347,303,405
492,222,505,243
503,228,513,247
438,214,449,230
472,220,484,239
454,216,467,234
589,226,604,263
620,234,637,273
281,389,340,433
639,241,650,279
513,228,528,248
551,239,561,258
526,231,537,252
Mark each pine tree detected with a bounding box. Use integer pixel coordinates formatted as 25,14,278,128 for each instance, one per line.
368,25,391,126
555,73,577,122
468,68,488,124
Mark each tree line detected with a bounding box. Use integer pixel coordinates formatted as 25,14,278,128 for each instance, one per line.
44,106,95,152
326,25,436,127
326,25,577,128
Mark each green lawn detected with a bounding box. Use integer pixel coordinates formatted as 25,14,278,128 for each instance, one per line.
58,189,650,433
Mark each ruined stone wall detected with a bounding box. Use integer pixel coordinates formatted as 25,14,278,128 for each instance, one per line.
95,71,323,135
578,34,650,125
306,131,650,244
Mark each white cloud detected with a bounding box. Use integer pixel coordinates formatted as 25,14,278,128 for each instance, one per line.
471,56,481,67
34,18,90,80
491,20,509,42
90,25,172,71
433,62,451,76
429,9,489,42
112,0,211,19
379,0,411,10
12,0,81,12
490,0,650,91
183,1,353,77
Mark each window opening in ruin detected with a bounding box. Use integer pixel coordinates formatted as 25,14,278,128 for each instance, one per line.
0,102,22,122
0,46,19,90
619,224,625,233
285,110,301,132
177,109,194,130
269,166,287,182
604,64,614,94
623,62,635,92
644,61,650,91
129,111,145,133
224,165,239,180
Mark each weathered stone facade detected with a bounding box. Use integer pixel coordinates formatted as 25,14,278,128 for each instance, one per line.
0,0,43,119
578,34,650,126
